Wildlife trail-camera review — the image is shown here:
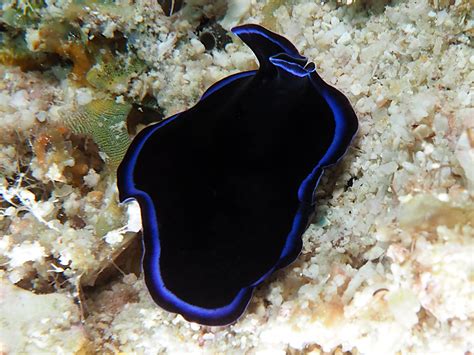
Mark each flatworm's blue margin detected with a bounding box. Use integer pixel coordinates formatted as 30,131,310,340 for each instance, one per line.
117,24,358,325
118,71,260,325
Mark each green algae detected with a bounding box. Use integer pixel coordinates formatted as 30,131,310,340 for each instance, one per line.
1,0,46,29
86,54,146,93
1,0,141,90
64,99,132,168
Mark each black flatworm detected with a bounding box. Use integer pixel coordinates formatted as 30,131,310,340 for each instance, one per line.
117,24,358,326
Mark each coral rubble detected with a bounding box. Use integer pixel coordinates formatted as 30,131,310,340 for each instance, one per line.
0,0,472,353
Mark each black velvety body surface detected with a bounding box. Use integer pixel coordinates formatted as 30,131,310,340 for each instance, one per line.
117,24,358,325
134,72,335,308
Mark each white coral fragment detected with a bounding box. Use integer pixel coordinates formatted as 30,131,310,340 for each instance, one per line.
6,241,46,268
125,200,142,233
103,201,142,245
386,289,420,327
104,230,124,245
0,277,89,353
455,128,474,189
83,169,100,188
220,0,251,29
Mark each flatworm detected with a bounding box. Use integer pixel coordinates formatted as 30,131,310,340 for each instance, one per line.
117,24,358,326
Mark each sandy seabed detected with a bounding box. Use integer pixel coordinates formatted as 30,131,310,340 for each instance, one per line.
0,0,473,353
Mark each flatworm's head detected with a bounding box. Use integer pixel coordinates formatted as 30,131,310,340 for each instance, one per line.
117,24,358,326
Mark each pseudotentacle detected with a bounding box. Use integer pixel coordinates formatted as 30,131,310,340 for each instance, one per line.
117,24,358,326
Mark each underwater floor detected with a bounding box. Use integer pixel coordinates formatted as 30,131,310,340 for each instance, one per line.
0,0,473,353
